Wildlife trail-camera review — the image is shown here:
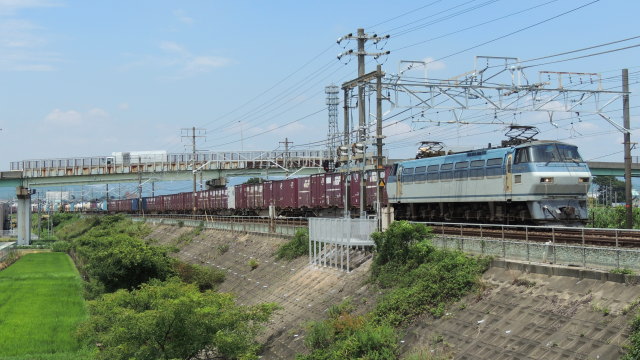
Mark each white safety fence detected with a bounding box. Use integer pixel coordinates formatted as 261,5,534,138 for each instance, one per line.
309,218,377,272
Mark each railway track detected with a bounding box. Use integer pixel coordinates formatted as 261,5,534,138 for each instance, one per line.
430,224,640,248
133,214,639,248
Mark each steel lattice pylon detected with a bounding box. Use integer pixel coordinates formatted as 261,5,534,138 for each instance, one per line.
325,85,340,155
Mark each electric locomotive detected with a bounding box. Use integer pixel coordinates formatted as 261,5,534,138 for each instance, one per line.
387,140,591,225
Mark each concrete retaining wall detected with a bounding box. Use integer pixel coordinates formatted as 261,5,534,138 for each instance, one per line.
0,242,15,262
432,235,640,272
134,217,304,237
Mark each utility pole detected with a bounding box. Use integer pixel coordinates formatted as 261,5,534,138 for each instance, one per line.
182,127,206,214
338,28,389,218
280,138,293,176
623,69,633,228
137,156,142,214
337,29,390,142
375,64,385,230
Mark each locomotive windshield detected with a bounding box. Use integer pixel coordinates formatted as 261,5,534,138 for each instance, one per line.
528,144,583,163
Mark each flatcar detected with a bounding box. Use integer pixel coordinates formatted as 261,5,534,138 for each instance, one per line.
387,140,591,225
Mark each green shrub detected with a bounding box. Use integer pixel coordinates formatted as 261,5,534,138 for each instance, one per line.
297,221,490,359
275,228,309,260
611,267,635,275
51,241,71,253
369,221,490,326
172,261,225,291
77,279,278,360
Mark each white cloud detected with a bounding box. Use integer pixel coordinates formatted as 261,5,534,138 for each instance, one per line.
118,102,130,110
0,0,61,15
43,108,110,127
44,109,83,126
173,9,193,25
159,41,187,55
183,56,230,75
0,4,61,71
154,41,231,78
422,57,446,72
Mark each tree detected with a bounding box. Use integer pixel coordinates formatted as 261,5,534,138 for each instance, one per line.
244,177,263,184
84,234,173,292
592,176,626,205
78,279,278,360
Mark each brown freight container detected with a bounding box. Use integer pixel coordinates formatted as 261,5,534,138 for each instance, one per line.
297,177,311,208
277,178,298,208
349,172,361,209
263,181,275,207
235,184,247,210
326,173,344,208
310,174,327,208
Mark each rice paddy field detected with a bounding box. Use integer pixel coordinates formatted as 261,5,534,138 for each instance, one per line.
0,252,90,360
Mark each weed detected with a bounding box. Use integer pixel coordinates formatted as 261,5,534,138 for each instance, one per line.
512,278,536,288
177,220,184,228
274,228,309,260
217,243,230,255
248,258,259,270
623,298,640,315
592,302,611,316
611,267,635,275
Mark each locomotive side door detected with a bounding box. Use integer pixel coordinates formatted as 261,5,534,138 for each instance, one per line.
504,154,513,200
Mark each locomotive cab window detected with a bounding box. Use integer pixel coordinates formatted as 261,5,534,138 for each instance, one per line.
514,147,531,164
531,144,583,163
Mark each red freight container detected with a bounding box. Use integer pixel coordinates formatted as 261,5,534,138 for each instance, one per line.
246,183,264,209
263,181,275,207
146,197,158,212
297,177,311,208
326,173,344,207
310,174,327,208
365,169,385,209
211,189,227,210
276,178,298,208
349,172,361,209
235,184,247,210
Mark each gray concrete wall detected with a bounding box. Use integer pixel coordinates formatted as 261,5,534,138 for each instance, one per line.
432,234,640,272
0,242,15,262
134,217,304,237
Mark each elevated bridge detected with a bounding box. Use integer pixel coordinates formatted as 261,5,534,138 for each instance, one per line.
6,150,328,187
1,150,328,245
586,161,640,177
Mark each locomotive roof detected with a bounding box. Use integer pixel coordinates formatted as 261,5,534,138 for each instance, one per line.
399,140,578,167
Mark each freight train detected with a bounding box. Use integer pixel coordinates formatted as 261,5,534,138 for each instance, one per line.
106,139,591,225
108,170,389,218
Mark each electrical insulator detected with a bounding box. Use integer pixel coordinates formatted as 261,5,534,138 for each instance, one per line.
351,142,365,154
337,146,349,156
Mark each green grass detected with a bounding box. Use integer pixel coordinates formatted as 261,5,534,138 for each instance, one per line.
0,253,89,359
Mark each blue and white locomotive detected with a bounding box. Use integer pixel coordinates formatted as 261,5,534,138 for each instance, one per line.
387,140,591,225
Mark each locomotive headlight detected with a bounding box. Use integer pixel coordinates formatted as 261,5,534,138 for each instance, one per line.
578,177,590,183
540,177,554,183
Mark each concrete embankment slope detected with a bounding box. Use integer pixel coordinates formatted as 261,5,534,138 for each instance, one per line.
147,224,640,360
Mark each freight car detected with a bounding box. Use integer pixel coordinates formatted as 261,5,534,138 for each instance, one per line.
107,168,390,218
387,140,591,225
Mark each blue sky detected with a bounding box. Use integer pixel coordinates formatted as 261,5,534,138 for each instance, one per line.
1,0,639,190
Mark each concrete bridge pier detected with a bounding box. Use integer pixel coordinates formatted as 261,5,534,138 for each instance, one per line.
16,186,32,245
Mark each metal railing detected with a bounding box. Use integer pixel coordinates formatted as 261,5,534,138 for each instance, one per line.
131,214,307,236
309,218,376,271
415,221,640,271
10,149,330,175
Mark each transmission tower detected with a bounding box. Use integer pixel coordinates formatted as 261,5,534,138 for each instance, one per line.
325,84,340,157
